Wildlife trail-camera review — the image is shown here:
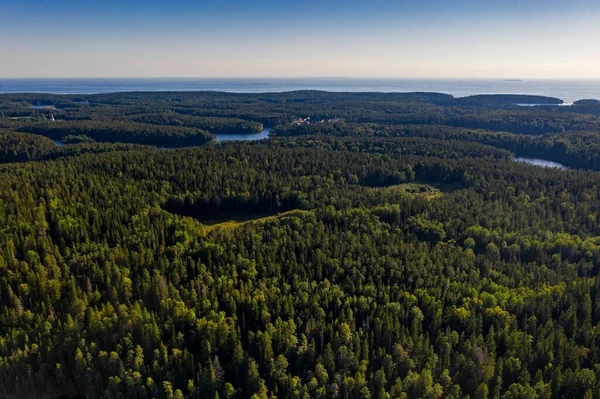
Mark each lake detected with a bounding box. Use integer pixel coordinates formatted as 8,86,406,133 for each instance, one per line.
215,127,271,142
3,78,600,103
29,105,56,109
515,157,567,170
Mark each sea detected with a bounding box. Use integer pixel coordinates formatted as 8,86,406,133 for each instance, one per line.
1,78,600,104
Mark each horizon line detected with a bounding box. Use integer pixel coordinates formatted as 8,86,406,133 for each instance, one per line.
2,76,600,80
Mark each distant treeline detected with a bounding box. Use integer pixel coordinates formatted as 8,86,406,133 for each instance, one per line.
0,131,56,162
0,92,586,136
130,113,263,134
271,122,600,171
0,130,159,163
2,90,600,164
18,121,214,147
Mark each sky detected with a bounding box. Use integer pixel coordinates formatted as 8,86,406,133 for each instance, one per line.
1,0,600,78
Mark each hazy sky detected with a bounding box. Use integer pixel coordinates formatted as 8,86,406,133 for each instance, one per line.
1,0,600,78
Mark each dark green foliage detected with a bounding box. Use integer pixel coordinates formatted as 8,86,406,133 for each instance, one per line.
19,121,214,147
61,135,95,144
0,131,57,162
130,113,263,134
455,94,563,106
271,123,600,170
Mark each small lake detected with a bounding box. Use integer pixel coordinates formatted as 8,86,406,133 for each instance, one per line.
515,157,567,170
215,127,271,142
30,105,56,109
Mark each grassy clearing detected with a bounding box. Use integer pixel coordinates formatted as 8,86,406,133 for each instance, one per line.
203,209,312,232
370,182,445,200
371,180,465,199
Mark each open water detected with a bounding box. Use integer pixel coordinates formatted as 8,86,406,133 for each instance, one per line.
1,78,599,103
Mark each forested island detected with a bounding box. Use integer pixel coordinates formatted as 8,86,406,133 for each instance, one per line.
2,91,600,398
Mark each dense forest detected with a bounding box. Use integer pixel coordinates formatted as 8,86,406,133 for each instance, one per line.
2,91,600,168
2,91,600,398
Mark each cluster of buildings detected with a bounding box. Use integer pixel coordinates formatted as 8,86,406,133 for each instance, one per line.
291,117,344,125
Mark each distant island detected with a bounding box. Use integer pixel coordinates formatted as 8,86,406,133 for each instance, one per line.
456,94,563,105
574,98,600,105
